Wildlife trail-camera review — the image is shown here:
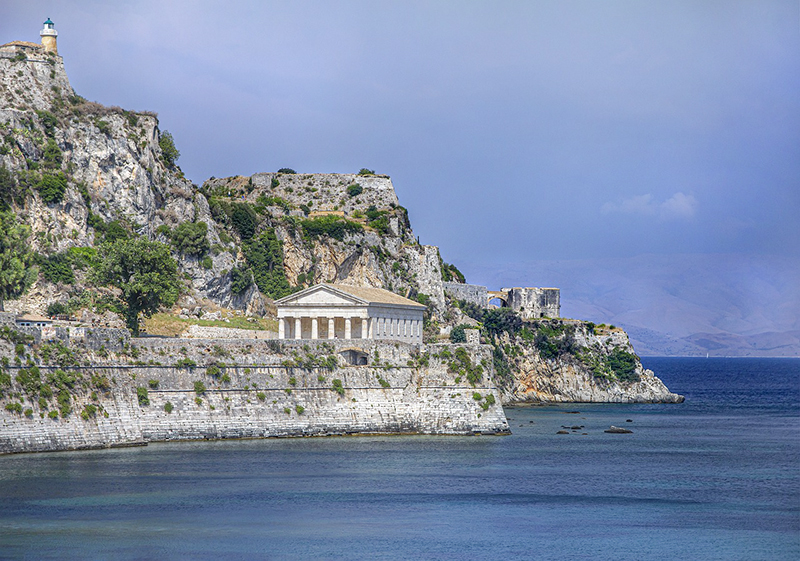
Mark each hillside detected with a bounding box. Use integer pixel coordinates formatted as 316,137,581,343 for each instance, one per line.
0,42,681,404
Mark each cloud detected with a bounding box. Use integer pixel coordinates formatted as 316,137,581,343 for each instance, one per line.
601,192,697,220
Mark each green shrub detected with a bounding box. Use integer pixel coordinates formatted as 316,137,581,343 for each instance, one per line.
148,379,159,389
346,183,363,197
36,172,67,203
295,404,305,414
206,365,222,378
193,380,206,394
57,389,71,416
43,138,62,168
472,392,483,401
450,324,469,343
38,252,74,284
277,168,296,174
4,402,22,413
377,376,390,388
231,203,257,240
288,376,297,386
136,386,149,406
103,220,129,242
35,109,58,136
367,216,390,234
80,404,97,420
171,221,209,256
230,266,253,294
67,246,99,269
301,215,363,241
164,401,173,413
284,407,291,415
358,168,375,176
606,348,640,382
24,407,33,418
201,256,213,269
243,229,294,299
482,308,522,337
440,261,465,283
94,119,111,135
331,378,345,396
175,358,197,368
256,392,266,401
48,409,59,419
14,342,25,356
195,397,203,406
221,373,231,383
15,366,41,396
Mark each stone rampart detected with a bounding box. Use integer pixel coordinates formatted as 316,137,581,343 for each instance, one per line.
443,282,488,308
505,287,561,319
0,343,509,454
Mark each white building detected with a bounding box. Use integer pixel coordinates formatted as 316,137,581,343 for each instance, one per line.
275,284,426,344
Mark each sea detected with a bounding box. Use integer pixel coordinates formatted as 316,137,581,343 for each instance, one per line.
0,357,797,560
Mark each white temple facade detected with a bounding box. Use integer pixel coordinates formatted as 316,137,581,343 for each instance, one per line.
275,284,426,344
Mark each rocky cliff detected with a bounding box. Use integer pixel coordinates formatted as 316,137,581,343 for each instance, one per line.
0,44,681,406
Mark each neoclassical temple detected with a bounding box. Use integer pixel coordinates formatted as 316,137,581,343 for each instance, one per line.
275,284,426,343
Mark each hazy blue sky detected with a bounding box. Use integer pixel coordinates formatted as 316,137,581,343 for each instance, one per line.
2,1,798,341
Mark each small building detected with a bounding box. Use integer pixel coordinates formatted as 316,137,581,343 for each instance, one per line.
15,313,52,328
275,284,426,343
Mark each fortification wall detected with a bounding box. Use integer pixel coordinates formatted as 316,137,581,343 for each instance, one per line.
506,287,560,319
0,343,509,455
443,282,488,308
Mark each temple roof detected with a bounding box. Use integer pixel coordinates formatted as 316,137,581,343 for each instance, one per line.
275,283,426,309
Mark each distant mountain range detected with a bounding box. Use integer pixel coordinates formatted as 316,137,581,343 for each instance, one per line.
470,253,800,357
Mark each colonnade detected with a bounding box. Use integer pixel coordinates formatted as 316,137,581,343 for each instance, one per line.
277,315,423,342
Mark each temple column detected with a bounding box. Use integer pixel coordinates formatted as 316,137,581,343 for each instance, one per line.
294,317,302,340
345,317,352,339
278,318,285,339
368,317,374,339
328,318,335,339
311,318,319,340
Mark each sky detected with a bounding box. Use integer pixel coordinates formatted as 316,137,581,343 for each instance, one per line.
2,1,799,343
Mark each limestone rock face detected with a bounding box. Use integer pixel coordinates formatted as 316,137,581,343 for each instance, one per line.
496,323,684,404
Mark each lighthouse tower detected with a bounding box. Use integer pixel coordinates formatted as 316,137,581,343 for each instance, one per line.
40,18,58,54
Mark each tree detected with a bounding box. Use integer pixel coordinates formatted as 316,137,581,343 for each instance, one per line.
0,211,37,310
158,130,180,167
92,238,181,336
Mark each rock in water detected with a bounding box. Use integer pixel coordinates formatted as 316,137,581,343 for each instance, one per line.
604,426,633,434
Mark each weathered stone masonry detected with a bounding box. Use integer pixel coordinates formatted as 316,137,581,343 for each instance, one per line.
0,342,510,454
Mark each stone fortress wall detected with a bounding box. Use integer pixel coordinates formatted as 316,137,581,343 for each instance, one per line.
0,339,509,455
443,282,488,308
444,283,561,319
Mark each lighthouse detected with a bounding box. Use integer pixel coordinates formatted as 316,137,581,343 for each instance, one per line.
40,18,58,54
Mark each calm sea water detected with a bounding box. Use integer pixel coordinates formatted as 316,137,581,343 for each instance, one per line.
0,358,797,560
